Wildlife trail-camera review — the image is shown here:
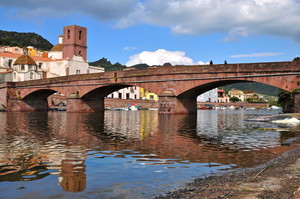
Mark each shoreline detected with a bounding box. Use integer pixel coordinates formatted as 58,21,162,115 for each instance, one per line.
155,135,300,199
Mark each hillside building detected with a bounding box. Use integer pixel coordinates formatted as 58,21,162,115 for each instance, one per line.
0,25,104,83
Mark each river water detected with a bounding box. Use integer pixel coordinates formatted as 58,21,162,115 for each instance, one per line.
0,109,298,198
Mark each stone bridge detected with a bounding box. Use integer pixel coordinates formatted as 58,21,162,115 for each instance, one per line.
1,61,300,114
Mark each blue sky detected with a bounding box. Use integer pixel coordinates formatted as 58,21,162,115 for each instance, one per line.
1,0,300,66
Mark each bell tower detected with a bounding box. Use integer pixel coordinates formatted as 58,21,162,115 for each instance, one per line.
62,25,87,61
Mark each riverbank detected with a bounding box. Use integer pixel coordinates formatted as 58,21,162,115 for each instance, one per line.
156,130,300,199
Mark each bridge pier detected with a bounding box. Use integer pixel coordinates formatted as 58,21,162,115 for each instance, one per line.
7,98,49,112
158,91,197,114
66,97,105,112
293,90,300,113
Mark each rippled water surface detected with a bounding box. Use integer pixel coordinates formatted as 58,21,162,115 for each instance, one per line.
0,110,298,198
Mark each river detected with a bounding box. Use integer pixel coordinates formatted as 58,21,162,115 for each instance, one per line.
0,109,298,198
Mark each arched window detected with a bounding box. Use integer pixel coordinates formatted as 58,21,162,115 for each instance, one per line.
30,72,34,79
21,65,25,71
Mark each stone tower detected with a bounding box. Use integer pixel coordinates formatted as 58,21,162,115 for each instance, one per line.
62,25,87,61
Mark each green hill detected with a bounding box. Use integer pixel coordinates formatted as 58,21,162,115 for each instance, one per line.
89,58,126,71
0,30,53,51
221,82,281,96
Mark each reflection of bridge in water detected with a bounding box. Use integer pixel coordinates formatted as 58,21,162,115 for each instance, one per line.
0,110,294,192
2,61,300,114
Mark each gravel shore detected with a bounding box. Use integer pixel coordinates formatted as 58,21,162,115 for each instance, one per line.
155,137,300,199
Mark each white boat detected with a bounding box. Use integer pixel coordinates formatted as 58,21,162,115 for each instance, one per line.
271,117,300,123
271,105,281,110
129,106,140,111
148,108,158,110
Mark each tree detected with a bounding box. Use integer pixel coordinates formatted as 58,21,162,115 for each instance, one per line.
209,60,213,65
230,97,240,102
278,90,293,112
163,62,172,67
224,60,227,64
293,57,300,61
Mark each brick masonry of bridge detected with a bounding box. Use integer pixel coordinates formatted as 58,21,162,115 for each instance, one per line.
1,61,300,114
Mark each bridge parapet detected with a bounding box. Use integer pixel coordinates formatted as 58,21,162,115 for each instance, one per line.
1,61,300,113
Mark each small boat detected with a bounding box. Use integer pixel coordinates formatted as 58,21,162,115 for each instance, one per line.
271,105,281,110
200,104,213,110
148,107,158,110
129,105,140,111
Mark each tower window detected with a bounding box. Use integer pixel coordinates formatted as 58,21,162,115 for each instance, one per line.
68,30,70,39
79,30,82,40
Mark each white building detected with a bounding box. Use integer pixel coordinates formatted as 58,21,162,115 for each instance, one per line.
0,25,104,82
197,88,218,102
107,86,141,100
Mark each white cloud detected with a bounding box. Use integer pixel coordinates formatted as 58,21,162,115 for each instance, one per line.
126,49,206,66
123,46,137,51
119,0,300,42
3,0,300,42
231,52,285,58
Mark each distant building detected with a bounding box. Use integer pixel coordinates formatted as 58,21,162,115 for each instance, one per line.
197,88,218,102
12,54,42,81
228,90,245,101
217,89,229,103
107,86,141,100
0,25,104,82
63,25,87,61
48,35,63,59
140,88,158,101
1,46,23,54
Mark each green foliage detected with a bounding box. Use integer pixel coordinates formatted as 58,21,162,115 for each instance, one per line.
163,62,172,67
0,30,53,51
221,82,280,97
293,57,300,61
89,58,126,72
229,96,240,102
278,90,293,113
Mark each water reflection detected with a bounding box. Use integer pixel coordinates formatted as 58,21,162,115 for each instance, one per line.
0,110,298,198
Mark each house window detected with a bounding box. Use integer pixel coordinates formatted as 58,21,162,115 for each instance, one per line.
118,93,122,99
39,63,42,69
76,70,80,74
21,65,25,71
8,59,12,67
68,30,70,39
79,51,81,55
79,30,82,40
30,72,33,79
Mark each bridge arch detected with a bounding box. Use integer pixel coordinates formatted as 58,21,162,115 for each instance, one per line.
8,89,59,112
67,84,137,112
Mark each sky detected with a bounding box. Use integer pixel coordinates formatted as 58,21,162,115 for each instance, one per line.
1,0,300,67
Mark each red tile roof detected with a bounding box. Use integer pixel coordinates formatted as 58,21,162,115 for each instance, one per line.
0,52,55,62
14,55,36,65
